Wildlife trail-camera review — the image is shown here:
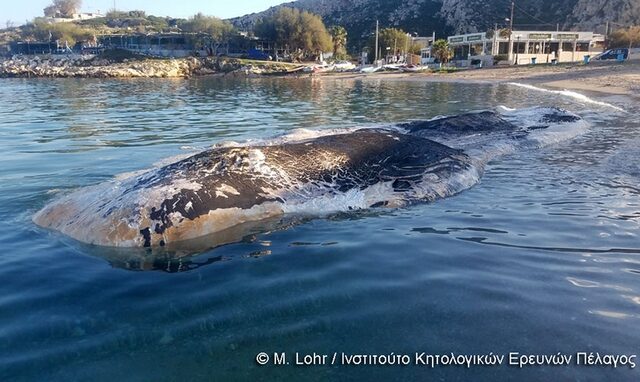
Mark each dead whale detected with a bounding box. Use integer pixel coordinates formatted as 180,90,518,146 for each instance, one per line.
33,107,585,248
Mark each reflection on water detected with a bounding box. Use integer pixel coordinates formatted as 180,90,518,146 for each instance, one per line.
83,216,303,272
1,77,639,381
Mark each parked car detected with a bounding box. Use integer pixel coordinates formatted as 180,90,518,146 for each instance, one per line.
595,48,629,60
247,49,271,61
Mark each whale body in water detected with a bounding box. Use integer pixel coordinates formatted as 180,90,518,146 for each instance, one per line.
34,107,584,248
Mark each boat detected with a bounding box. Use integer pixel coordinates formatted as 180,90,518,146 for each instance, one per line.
383,64,404,71
333,61,356,72
359,66,383,74
400,64,427,73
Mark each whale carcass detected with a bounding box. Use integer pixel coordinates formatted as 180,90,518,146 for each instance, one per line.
33,108,584,248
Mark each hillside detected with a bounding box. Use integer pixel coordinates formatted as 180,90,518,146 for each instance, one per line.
230,0,640,50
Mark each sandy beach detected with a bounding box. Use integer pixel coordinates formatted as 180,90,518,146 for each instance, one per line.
318,60,640,101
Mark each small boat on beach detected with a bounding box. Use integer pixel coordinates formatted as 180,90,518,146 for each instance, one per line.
359,66,383,74
333,61,356,72
302,64,336,74
400,64,427,73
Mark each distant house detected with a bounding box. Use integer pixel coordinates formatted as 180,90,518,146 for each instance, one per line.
99,32,283,60
8,41,57,55
45,13,104,23
8,36,97,55
99,33,197,58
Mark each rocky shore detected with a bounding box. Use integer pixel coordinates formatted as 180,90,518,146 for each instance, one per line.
0,55,304,78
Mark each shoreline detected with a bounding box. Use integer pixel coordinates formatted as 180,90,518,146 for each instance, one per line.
0,55,304,78
2,54,637,104
314,60,640,104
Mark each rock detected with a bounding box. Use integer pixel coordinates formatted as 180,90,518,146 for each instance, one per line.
0,55,304,78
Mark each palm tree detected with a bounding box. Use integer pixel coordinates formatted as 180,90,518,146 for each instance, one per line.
330,26,348,59
432,39,452,66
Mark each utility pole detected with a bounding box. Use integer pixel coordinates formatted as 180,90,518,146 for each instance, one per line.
493,23,498,56
404,34,408,63
508,1,514,64
374,20,379,64
510,2,514,32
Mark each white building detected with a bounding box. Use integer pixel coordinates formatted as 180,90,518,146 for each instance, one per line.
46,13,104,23
447,30,605,66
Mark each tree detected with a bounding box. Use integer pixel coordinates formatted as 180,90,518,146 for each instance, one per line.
180,13,234,55
43,0,82,18
27,18,92,46
127,10,146,18
498,28,511,39
181,13,233,40
432,39,452,64
254,8,332,60
330,26,348,59
610,26,640,48
368,28,410,59
43,5,58,17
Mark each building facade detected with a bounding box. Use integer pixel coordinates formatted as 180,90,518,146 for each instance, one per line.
99,34,197,58
45,13,104,23
447,30,605,66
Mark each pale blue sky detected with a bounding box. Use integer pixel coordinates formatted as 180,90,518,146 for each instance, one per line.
4,0,291,25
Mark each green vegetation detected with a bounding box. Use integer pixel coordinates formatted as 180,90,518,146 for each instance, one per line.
367,28,419,58
6,5,344,63
179,13,232,37
88,10,175,32
432,39,452,64
436,67,460,73
609,26,640,48
254,8,332,60
330,26,348,60
179,13,234,53
21,18,93,46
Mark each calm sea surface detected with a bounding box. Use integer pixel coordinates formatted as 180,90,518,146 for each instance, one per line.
1,77,639,381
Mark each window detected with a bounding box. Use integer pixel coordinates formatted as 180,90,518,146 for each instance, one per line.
514,42,526,54
562,42,574,52
576,42,590,52
471,43,485,56
528,43,543,54
452,46,468,60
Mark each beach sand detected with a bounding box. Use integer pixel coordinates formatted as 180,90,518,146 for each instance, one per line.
316,60,640,101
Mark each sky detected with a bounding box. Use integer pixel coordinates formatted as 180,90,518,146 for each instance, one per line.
3,0,291,25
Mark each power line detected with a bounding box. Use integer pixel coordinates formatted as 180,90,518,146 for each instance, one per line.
513,3,561,26
494,0,566,27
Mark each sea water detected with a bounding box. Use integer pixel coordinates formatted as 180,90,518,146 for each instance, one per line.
0,77,638,381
